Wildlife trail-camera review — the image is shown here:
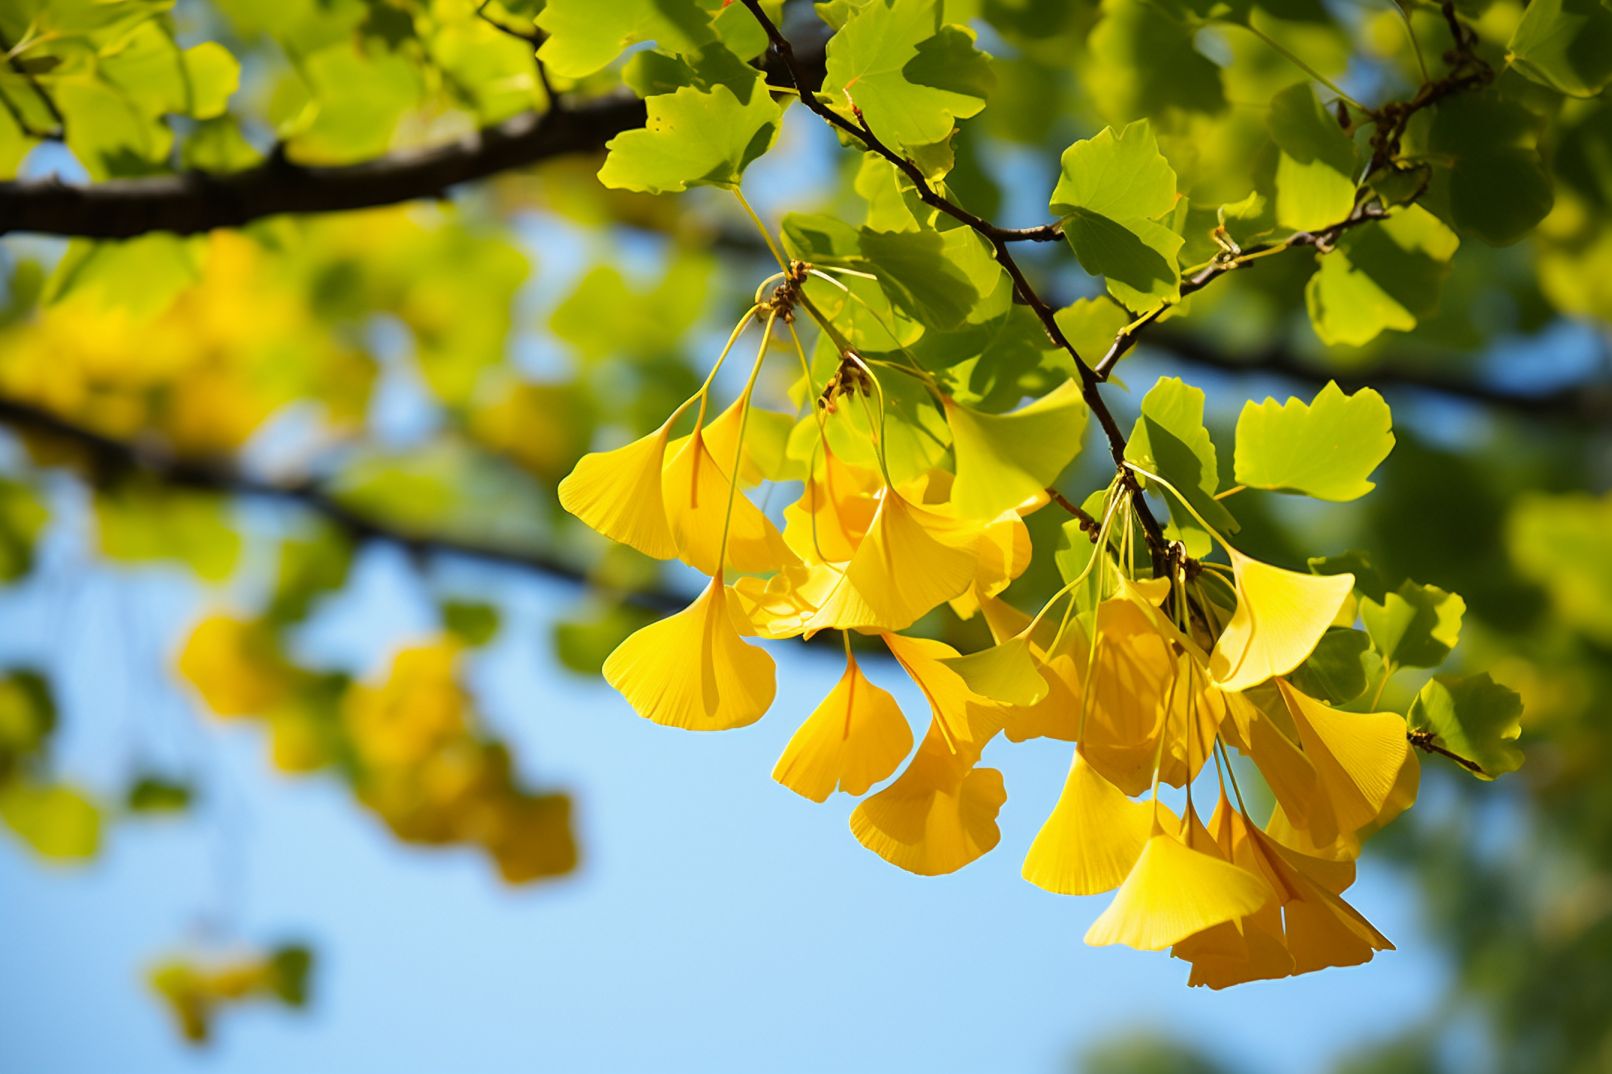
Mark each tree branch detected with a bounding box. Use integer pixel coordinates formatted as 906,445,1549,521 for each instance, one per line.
0,394,685,613
0,100,644,239
0,47,828,241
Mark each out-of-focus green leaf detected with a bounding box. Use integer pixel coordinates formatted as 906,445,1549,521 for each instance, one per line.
0,780,102,862
126,776,194,814
1268,82,1357,230
95,486,242,583
1426,93,1553,247
1507,0,1612,98
537,0,717,80
441,599,502,647
1304,205,1459,346
0,479,49,583
1507,491,1612,646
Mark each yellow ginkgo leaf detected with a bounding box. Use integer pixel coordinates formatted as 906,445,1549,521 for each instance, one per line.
662,427,792,576
694,396,792,488
883,632,1005,753
1081,597,1177,796
848,724,1007,876
1250,823,1394,973
1084,827,1273,951
558,419,677,560
1172,793,1295,988
782,446,882,564
772,649,914,802
1276,679,1411,843
602,577,776,731
1023,751,1157,896
1209,551,1355,693
804,490,978,634
951,508,1034,620
945,381,1088,520
940,635,1049,708
1002,631,1086,742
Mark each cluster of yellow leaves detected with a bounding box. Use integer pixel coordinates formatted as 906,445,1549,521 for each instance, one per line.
177,617,575,885
559,317,1419,986
0,233,373,456
344,639,576,884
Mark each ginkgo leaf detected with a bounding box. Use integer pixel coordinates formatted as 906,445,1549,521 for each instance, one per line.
1427,93,1554,247
662,428,793,576
945,380,1087,519
1408,674,1524,781
1126,375,1237,552
773,650,914,801
1085,828,1272,951
1233,382,1395,502
803,490,976,633
1209,551,1355,693
598,82,781,194
1507,0,1612,98
821,0,994,154
602,577,776,731
939,634,1048,708
1360,580,1465,668
1277,679,1410,843
1268,83,1358,231
558,420,677,560
1305,205,1459,347
1051,120,1182,310
1023,753,1157,896
849,673,1007,875
537,0,717,80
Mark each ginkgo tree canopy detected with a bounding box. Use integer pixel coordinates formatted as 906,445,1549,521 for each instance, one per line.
0,0,1608,1065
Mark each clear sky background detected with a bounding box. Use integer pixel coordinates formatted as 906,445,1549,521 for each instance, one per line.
0,525,1451,1074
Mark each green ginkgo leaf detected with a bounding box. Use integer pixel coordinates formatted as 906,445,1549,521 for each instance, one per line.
537,0,718,80
1233,381,1394,501
1361,580,1466,669
1268,82,1358,231
947,380,1088,519
1426,93,1554,248
1507,0,1612,98
1304,205,1459,347
1409,674,1524,780
598,82,781,194
1126,376,1236,552
822,0,994,154
1051,121,1183,310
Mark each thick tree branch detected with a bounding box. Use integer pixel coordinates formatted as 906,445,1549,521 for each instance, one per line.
0,100,645,239
0,45,828,241
0,395,685,613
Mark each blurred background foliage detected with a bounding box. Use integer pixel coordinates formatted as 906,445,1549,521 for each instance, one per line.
0,0,1607,1068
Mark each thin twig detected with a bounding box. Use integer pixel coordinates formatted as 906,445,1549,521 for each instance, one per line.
736,0,1170,563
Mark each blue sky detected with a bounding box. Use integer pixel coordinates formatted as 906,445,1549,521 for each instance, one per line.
0,526,1452,1074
